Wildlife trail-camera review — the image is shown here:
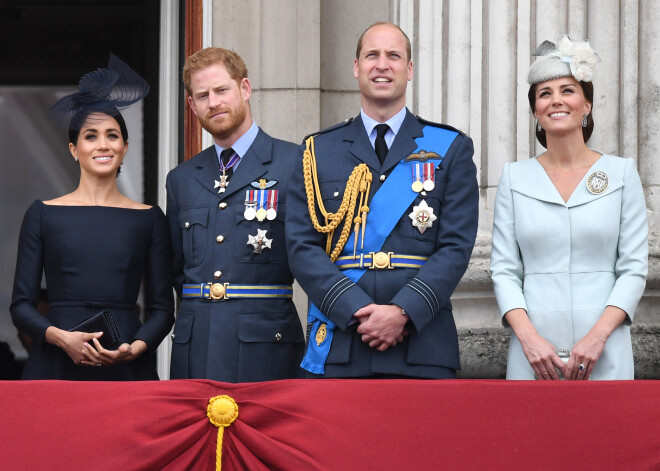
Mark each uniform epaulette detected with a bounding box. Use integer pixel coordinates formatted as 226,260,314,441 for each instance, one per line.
303,117,354,141
415,115,467,137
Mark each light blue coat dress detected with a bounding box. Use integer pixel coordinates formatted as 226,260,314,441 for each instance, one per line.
490,154,648,380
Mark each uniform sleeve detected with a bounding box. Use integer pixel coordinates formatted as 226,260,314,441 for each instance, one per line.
389,134,479,332
605,158,648,321
166,171,184,297
285,147,374,330
490,162,528,325
133,207,175,351
10,202,53,341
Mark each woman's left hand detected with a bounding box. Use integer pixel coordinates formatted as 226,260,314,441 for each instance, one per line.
566,305,628,380
80,339,148,367
566,333,606,380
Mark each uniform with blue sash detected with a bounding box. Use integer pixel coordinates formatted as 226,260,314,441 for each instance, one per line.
286,109,478,378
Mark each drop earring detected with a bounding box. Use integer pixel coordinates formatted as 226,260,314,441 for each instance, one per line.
537,121,542,132
582,114,588,127
74,157,79,162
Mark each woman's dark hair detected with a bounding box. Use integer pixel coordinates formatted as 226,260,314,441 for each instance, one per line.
68,108,128,144
528,80,594,148
68,108,128,176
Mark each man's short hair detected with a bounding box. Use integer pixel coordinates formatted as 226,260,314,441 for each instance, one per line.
183,47,248,95
355,22,412,63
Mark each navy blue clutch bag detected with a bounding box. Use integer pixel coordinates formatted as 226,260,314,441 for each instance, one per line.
68,310,121,349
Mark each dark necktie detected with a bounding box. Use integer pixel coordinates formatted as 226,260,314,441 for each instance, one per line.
374,124,390,165
220,147,235,179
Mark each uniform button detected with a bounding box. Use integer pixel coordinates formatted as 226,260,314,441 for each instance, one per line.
219,202,228,209
171,334,175,340
216,235,224,244
184,222,190,229
214,271,222,279
379,174,386,182
275,332,283,341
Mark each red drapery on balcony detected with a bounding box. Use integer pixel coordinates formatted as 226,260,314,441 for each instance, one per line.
1,379,658,470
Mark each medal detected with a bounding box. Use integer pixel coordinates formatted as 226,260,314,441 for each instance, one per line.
244,190,257,220
422,162,435,192
247,229,272,254
244,206,256,220
409,199,437,234
411,164,424,192
266,190,278,220
586,171,608,194
217,151,239,193
255,190,268,221
214,174,230,193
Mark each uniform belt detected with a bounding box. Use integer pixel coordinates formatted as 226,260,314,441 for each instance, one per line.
334,252,429,270
182,283,294,300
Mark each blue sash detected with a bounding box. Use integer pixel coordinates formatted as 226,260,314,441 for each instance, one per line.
301,125,458,374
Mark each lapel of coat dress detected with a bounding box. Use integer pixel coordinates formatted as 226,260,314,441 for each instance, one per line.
566,154,624,207
510,158,568,205
510,154,624,207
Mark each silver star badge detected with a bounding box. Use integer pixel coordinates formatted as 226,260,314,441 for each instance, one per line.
409,199,437,234
214,175,229,193
247,229,272,254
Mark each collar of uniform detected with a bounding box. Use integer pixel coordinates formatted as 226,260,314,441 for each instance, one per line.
213,120,259,170
361,106,407,150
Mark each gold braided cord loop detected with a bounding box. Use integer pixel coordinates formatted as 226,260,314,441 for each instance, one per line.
303,135,372,261
207,395,239,471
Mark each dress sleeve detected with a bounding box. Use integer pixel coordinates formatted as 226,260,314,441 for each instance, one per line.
605,158,648,321
490,163,528,325
132,206,175,351
10,201,53,341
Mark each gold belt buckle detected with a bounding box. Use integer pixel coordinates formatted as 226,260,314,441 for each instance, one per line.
208,282,229,300
369,251,394,269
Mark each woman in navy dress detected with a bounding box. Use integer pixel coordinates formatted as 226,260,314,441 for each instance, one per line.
10,55,174,380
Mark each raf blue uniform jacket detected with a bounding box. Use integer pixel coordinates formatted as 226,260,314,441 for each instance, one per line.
166,128,304,382
286,110,479,378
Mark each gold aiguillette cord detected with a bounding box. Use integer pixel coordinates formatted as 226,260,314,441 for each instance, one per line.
303,135,372,262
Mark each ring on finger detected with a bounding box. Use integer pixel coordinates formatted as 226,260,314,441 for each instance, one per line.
97,362,102,367
578,363,585,372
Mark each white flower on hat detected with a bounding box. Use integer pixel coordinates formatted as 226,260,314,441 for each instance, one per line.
551,36,600,82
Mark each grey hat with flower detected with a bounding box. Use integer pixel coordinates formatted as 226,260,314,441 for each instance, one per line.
528,36,600,85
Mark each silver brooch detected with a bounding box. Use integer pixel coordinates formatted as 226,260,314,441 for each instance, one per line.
586,171,608,194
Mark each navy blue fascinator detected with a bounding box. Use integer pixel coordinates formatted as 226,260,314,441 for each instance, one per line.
50,54,149,130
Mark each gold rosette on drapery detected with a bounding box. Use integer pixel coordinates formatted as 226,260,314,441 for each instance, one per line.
207,395,239,470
